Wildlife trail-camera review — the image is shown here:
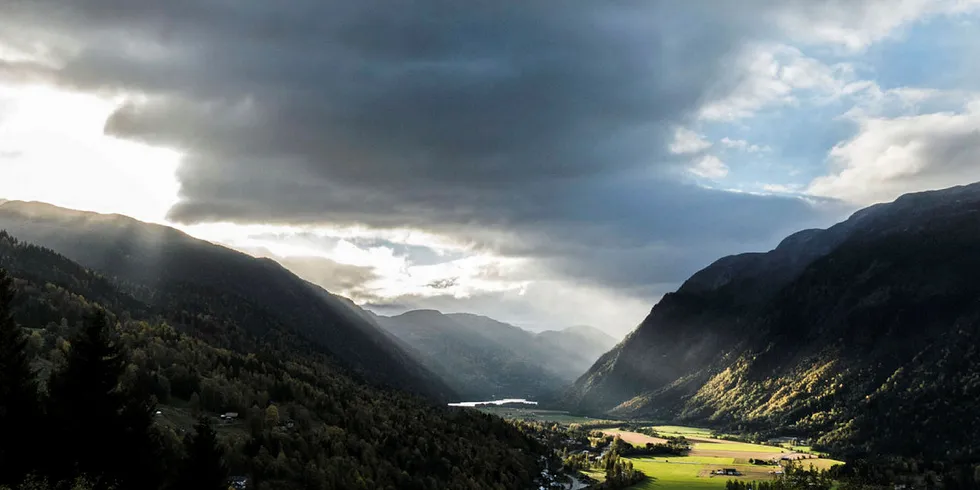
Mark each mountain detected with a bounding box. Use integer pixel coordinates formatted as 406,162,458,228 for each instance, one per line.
375,310,566,399
0,231,557,489
0,201,452,400
444,315,619,378
566,182,980,462
535,325,618,375
376,310,617,400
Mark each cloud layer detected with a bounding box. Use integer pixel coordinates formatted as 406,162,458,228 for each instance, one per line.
3,0,980,329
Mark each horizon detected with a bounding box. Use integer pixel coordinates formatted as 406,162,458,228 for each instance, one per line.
4,1,980,336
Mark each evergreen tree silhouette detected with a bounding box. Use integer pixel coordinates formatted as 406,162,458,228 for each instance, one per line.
0,268,42,485
173,417,229,490
47,309,162,490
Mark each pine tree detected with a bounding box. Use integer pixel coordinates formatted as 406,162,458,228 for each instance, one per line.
47,309,162,490
0,268,42,485
173,417,228,490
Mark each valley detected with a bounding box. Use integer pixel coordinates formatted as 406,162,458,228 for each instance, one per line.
6,184,980,488
7,4,980,490
480,405,842,490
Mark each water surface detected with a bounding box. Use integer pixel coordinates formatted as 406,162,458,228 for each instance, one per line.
448,398,538,407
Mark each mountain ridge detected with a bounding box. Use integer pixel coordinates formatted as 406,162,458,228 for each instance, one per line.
567,182,980,461
377,309,618,400
0,200,454,400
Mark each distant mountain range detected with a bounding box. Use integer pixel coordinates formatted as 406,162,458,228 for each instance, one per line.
566,183,980,461
0,200,452,400
375,310,617,400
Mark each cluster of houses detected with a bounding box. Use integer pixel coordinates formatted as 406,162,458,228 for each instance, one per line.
713,468,741,476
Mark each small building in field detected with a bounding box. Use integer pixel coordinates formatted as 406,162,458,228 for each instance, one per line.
220,412,240,421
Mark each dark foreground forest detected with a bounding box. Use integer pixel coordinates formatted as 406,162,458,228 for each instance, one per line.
0,231,559,490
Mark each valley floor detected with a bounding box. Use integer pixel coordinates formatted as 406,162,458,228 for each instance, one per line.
474,406,846,489
610,426,843,489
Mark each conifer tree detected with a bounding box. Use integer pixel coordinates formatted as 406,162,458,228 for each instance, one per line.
47,309,162,490
173,417,229,490
0,268,42,485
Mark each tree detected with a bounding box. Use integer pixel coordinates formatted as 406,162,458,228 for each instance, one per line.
172,417,228,490
265,405,280,427
189,392,202,415
0,268,42,485
46,309,162,490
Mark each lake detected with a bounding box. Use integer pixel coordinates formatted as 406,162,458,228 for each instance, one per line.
448,398,538,407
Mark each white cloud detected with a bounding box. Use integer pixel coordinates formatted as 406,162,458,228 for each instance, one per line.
808,99,980,204
774,0,980,51
840,85,972,120
689,155,730,179
761,183,803,194
669,127,712,154
699,44,862,121
188,223,530,303
720,137,770,153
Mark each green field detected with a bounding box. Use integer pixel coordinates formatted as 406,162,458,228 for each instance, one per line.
693,441,786,453
650,426,715,438
610,427,846,490
625,456,750,489
785,445,831,457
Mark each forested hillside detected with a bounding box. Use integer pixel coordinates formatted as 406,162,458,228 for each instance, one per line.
566,183,980,465
0,232,557,490
0,201,451,400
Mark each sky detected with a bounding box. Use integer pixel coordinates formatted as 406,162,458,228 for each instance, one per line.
2,1,980,336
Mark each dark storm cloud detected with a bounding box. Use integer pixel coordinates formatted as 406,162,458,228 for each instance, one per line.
1,0,849,295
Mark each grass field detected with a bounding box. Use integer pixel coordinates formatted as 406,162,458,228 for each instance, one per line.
610,427,846,490
650,426,715,438
784,445,832,457
625,457,774,489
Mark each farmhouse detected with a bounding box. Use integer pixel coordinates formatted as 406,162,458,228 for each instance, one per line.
220,412,240,421
714,468,740,476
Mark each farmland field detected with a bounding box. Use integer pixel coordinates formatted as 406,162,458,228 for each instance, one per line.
650,426,714,438
609,427,845,490
602,428,668,445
